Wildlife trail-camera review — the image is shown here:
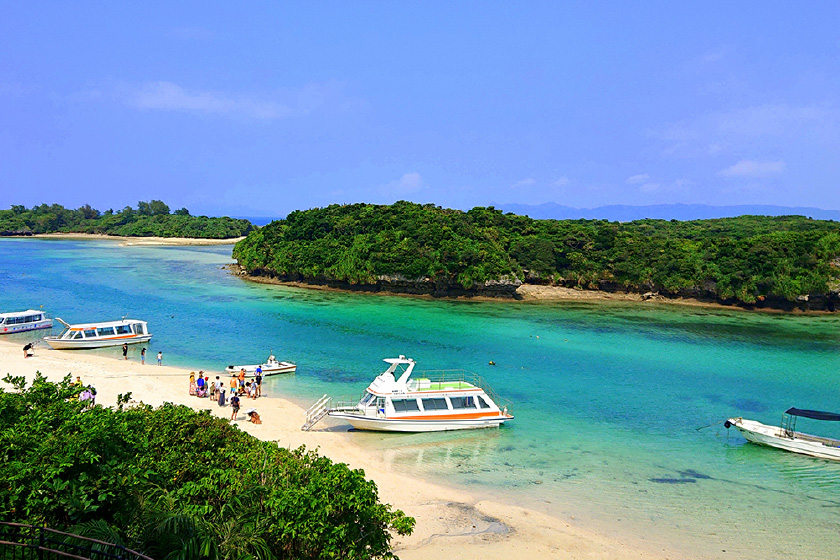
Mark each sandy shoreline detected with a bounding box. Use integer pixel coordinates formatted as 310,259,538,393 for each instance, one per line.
0,339,682,560
18,233,245,246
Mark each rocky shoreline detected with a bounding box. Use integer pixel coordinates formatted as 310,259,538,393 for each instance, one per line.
226,264,839,312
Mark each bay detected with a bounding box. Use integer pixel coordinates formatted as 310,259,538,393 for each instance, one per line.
2,238,840,559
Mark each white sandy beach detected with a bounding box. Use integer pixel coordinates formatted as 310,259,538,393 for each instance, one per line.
0,339,685,560
28,233,245,246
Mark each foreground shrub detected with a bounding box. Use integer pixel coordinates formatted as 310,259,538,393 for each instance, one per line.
0,373,413,559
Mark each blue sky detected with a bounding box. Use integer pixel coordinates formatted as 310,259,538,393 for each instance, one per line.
2,2,839,217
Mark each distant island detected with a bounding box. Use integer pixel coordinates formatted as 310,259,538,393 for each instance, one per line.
232,201,840,311
0,201,254,239
495,202,840,222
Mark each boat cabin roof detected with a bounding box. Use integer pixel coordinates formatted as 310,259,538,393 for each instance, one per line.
0,310,45,318
56,317,147,329
785,408,840,421
367,356,480,396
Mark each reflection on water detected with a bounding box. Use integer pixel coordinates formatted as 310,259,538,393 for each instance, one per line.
4,238,840,559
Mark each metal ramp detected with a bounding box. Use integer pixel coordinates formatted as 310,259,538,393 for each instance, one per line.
301,394,331,431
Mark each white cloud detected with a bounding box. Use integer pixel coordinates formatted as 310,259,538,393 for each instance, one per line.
511,177,536,188
718,159,786,178
380,172,425,196
553,176,570,187
625,173,650,185
129,81,294,119
650,103,835,158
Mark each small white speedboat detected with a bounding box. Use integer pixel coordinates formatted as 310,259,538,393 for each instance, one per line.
225,354,296,377
726,408,840,461
302,355,513,432
43,318,152,349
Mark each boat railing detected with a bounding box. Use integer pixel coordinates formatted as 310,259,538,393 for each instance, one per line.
413,369,512,414
332,394,366,414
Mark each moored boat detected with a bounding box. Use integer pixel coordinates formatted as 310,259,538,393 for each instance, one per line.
725,408,840,461
0,310,52,334
302,355,513,432
225,354,296,377
43,317,152,349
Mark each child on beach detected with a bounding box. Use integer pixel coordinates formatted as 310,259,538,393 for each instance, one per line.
140,347,146,365
157,351,162,366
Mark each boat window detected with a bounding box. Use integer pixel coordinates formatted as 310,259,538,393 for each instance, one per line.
450,396,476,409
477,396,492,409
421,398,449,411
115,325,132,335
96,327,116,336
0,318,4,325
83,329,97,338
72,331,83,339
134,323,146,335
360,393,375,406
392,398,421,413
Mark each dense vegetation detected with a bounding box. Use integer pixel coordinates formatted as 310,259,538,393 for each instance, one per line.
0,374,414,559
0,201,254,238
233,201,840,307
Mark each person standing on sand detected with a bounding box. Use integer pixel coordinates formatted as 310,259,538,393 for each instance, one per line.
122,343,128,360
23,342,33,358
157,351,162,366
238,368,246,392
255,366,262,397
230,393,240,420
140,347,146,365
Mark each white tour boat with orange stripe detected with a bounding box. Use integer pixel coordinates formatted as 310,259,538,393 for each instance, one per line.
302,355,513,432
43,317,152,349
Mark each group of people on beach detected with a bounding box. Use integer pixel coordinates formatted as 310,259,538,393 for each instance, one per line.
188,370,262,424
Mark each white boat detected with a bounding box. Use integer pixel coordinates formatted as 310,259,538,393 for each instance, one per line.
0,310,52,334
225,354,296,377
726,408,840,461
302,355,514,432
43,317,152,349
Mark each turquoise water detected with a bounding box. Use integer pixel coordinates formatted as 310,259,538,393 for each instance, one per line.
3,238,840,559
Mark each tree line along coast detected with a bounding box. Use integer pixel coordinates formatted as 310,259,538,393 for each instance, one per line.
232,201,840,311
0,201,254,239
3,200,840,311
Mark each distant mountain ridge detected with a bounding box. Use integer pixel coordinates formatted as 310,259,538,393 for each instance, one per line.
495,203,840,222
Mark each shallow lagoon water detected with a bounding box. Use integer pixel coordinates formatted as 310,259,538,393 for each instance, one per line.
3,238,840,559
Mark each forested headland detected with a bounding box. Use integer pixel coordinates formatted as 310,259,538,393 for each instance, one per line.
0,201,254,239
233,201,840,310
0,374,413,559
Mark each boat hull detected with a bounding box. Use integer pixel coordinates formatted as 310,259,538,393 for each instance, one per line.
728,418,840,461
1,321,52,335
43,335,153,350
328,412,513,432
225,362,296,377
